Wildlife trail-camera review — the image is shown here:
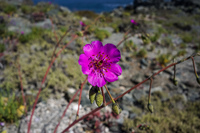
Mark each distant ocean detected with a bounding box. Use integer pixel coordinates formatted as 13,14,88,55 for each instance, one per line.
32,0,133,13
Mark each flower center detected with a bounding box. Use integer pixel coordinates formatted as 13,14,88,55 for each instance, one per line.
88,52,112,76
98,60,103,66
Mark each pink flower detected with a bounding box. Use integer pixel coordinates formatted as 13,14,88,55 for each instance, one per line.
21,31,24,35
131,19,137,25
78,41,122,87
80,21,86,27
0,122,5,126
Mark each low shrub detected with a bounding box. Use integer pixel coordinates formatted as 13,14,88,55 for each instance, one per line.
94,28,110,41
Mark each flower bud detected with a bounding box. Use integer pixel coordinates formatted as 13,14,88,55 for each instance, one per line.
173,79,178,86
147,103,153,113
95,91,103,107
112,103,121,115
89,86,98,104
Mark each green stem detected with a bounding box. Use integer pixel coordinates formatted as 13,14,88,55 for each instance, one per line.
148,78,153,103
104,85,115,104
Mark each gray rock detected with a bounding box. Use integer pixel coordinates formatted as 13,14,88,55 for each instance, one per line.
130,74,143,84
151,86,163,93
122,93,135,105
140,58,148,67
59,6,71,13
109,124,121,132
81,90,90,106
132,89,146,101
34,19,53,30
7,17,31,34
187,89,199,101
119,79,134,87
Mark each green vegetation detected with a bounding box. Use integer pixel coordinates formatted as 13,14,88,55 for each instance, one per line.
180,43,187,48
94,28,110,41
157,53,172,66
21,5,33,14
124,40,137,52
136,48,147,58
18,27,44,43
75,10,99,19
0,44,5,53
0,93,23,123
3,4,17,14
180,33,193,43
141,34,151,45
176,50,187,57
161,37,173,47
150,33,160,43
110,23,119,33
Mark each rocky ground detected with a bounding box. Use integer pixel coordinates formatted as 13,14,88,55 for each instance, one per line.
0,1,200,133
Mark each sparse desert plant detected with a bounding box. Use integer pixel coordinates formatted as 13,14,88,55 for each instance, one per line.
150,32,160,43
180,43,187,48
180,33,193,43
94,28,110,41
141,34,150,45
75,10,99,19
0,44,5,53
136,48,147,58
176,49,187,57
21,5,33,14
157,53,172,66
124,40,137,52
161,37,174,47
3,4,17,14
110,23,119,33
0,93,23,123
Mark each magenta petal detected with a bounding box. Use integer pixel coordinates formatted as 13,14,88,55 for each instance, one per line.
78,54,91,75
81,65,92,75
83,44,93,57
88,73,106,87
91,41,103,53
104,70,118,82
88,74,97,86
83,41,103,56
96,76,106,87
109,64,122,76
103,44,121,63
78,54,89,65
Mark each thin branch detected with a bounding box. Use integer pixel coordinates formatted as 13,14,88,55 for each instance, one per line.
76,78,88,119
116,34,133,47
191,57,198,77
50,28,71,63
